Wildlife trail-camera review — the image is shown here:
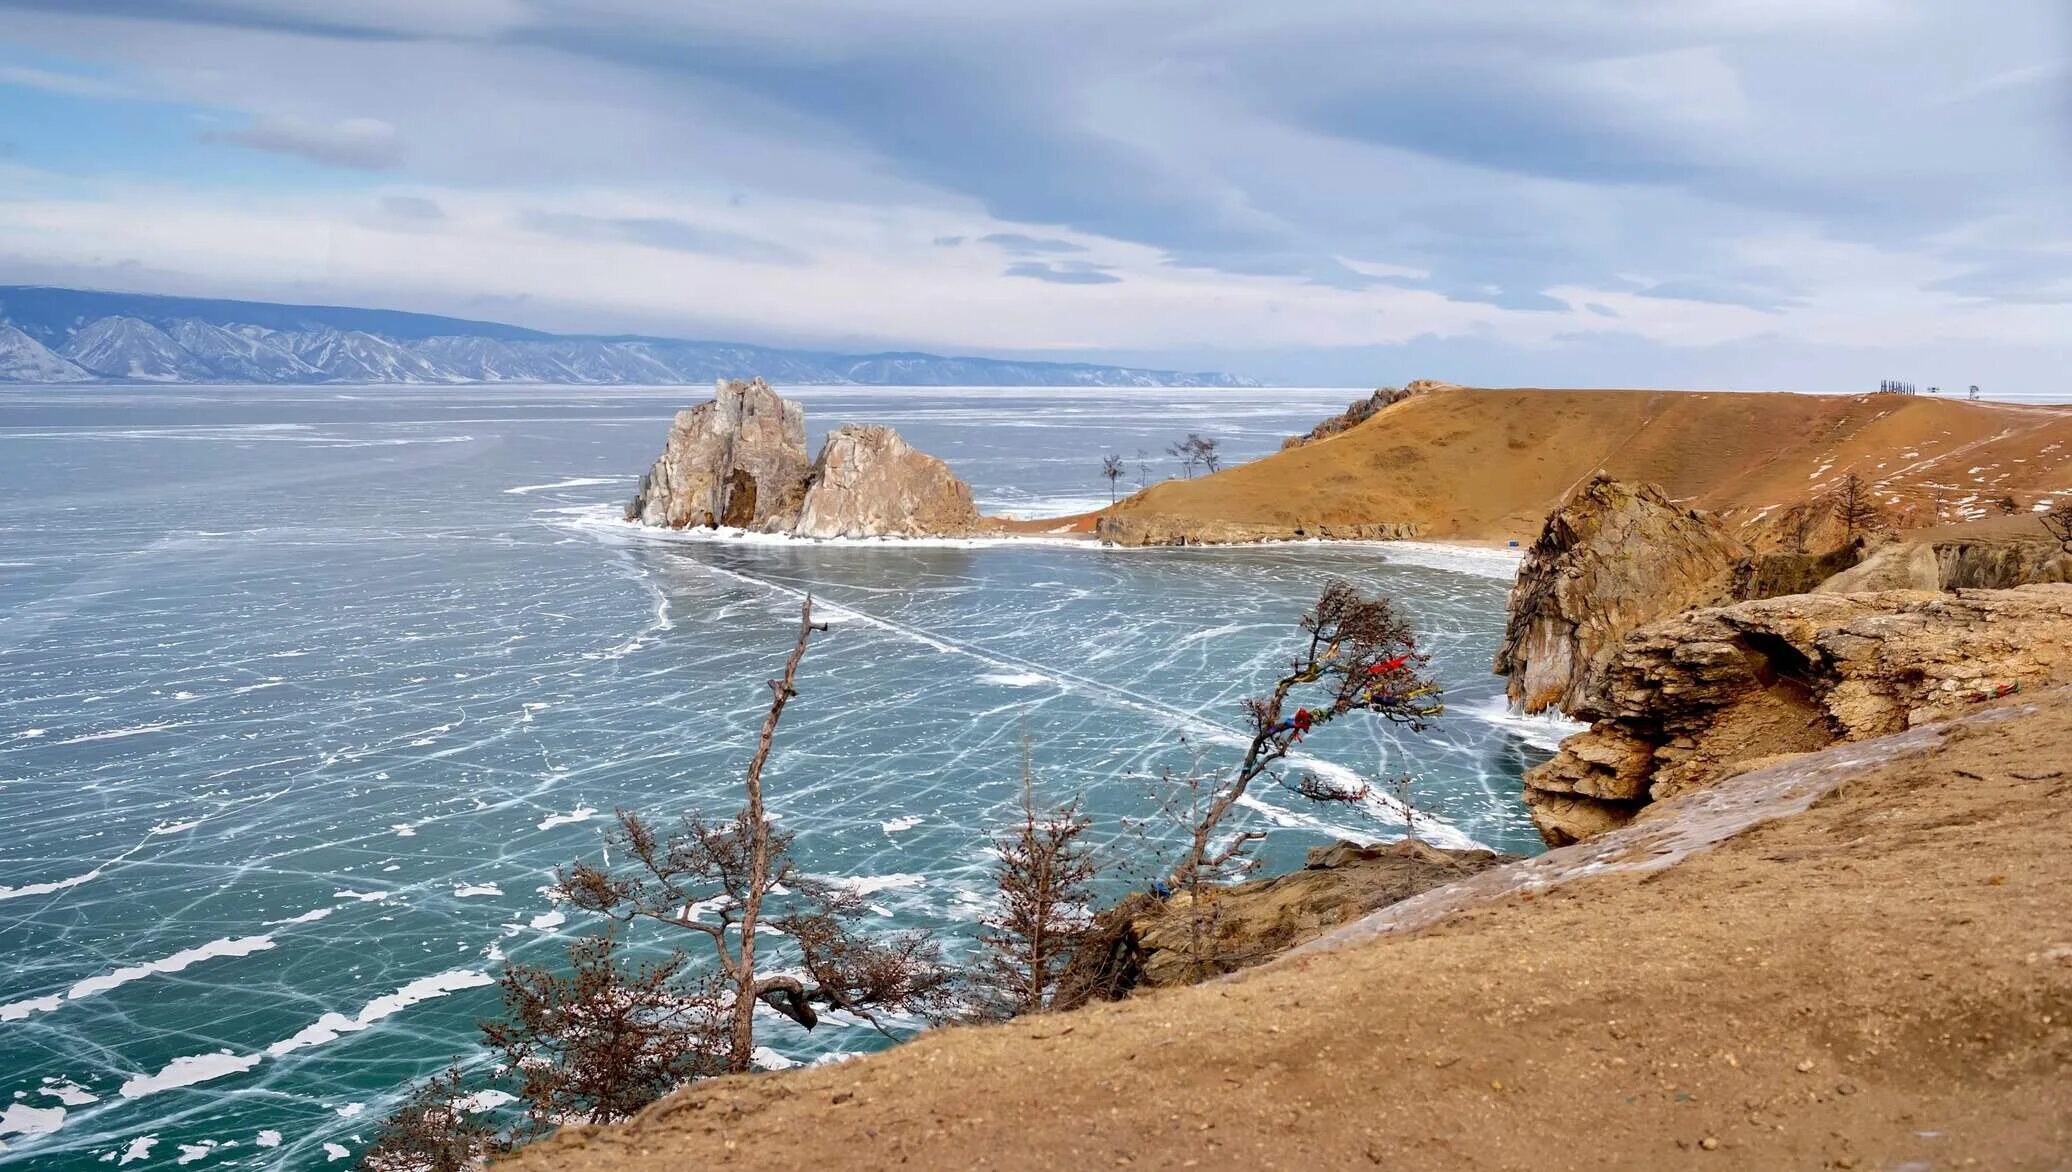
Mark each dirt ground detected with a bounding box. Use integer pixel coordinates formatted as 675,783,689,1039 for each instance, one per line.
1100,388,2072,543
508,694,2072,1172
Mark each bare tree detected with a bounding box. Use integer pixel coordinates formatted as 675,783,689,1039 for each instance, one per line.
559,597,954,1075
1166,580,1442,894
481,933,728,1129
974,731,1100,1018
1135,448,1151,490
1166,434,1221,478
1830,472,1884,542
1100,454,1126,505
1166,437,1201,478
1783,502,1819,555
2041,500,2072,554
360,1066,513,1172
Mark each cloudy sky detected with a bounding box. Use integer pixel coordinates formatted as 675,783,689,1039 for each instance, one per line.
1,1,2067,387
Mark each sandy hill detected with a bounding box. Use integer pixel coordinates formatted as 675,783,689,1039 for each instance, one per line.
511,692,2072,1171
1100,388,2072,544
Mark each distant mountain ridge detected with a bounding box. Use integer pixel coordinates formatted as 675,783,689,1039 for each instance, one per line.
0,286,1258,388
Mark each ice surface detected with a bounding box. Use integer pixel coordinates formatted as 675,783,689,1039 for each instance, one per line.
0,383,1562,1162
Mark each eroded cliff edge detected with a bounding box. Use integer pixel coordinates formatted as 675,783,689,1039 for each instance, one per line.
1520,583,2072,844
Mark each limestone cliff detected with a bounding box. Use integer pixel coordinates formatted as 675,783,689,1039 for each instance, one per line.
625,381,980,538
1521,584,2072,844
793,424,981,539
1492,475,1748,715
625,378,809,530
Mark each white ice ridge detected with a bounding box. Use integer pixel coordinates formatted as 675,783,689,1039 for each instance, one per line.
2,934,277,1021
0,867,105,902
115,968,497,1101
120,1051,262,1099
267,969,496,1057
550,502,1527,577
536,805,597,831
0,1103,68,1147
680,557,1484,850
504,476,625,495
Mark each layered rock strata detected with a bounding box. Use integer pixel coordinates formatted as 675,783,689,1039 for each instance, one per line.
1520,584,2072,844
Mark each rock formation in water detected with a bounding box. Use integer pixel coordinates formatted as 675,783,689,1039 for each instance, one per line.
793,424,981,539
625,379,980,538
1492,475,1749,715
626,378,810,530
1520,583,2072,845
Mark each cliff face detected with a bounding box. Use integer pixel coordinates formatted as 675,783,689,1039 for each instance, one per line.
1521,584,2072,845
1817,530,2071,593
625,381,980,538
793,424,981,539
1492,475,1748,715
626,378,809,530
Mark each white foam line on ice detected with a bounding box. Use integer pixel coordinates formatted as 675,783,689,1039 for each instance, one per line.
546,502,1521,578
46,722,184,746
504,476,625,495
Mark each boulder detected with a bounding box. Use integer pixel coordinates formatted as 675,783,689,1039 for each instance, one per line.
1123,838,1512,987
1492,475,1748,715
1521,584,2072,845
793,424,981,539
625,377,809,530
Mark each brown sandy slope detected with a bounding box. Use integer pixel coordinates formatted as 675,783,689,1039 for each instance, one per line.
1102,388,2072,543
511,694,2072,1172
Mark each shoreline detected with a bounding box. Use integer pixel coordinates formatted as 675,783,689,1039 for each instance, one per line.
547,504,1525,579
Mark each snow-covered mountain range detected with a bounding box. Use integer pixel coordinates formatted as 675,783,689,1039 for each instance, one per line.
0,286,1257,388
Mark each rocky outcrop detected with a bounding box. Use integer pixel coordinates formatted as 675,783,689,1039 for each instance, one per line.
1493,475,1749,715
1094,514,1419,546
1816,531,2071,594
1067,838,1511,996
627,378,809,530
625,379,982,538
1521,584,2072,844
792,424,981,539
1279,379,1458,450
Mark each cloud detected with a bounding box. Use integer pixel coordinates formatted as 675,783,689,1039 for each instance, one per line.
1004,260,1122,285
980,232,1085,255
518,210,806,265
376,194,443,221
206,115,403,169
0,0,2066,387
0,63,132,98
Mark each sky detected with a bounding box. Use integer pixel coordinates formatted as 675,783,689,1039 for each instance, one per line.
0,1,2068,388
